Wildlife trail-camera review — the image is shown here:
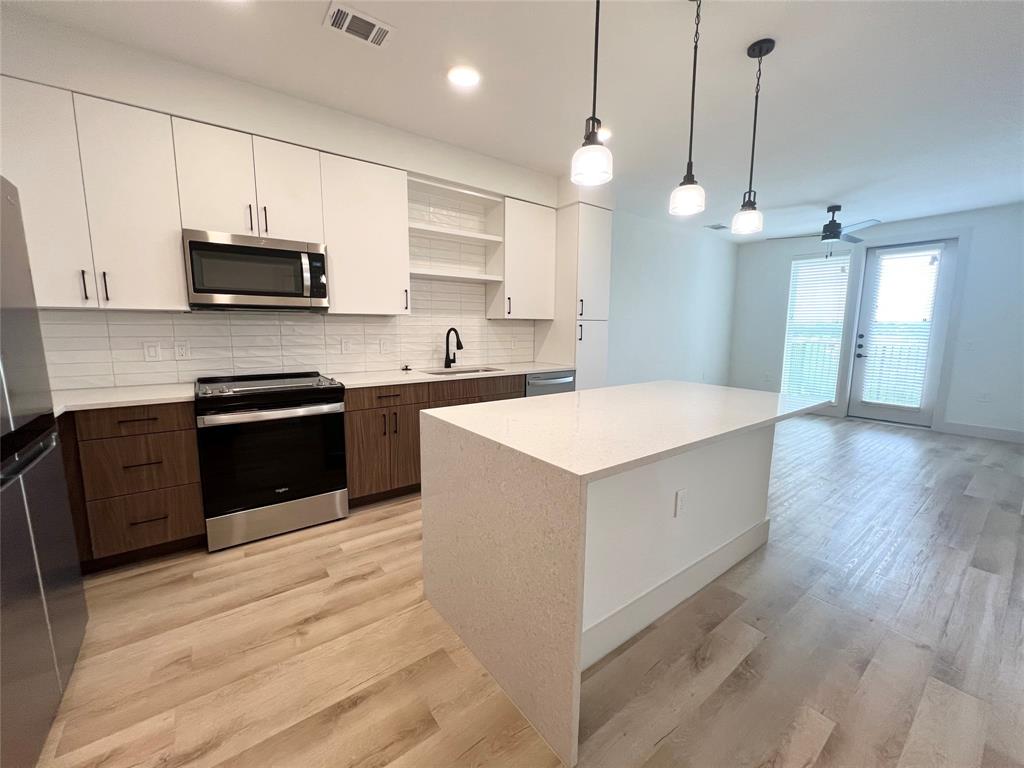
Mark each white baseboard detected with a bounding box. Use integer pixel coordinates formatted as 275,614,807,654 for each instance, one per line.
580,518,770,669
933,420,1023,444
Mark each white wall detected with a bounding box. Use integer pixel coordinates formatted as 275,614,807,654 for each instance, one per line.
0,8,556,206
607,211,736,386
729,203,1024,441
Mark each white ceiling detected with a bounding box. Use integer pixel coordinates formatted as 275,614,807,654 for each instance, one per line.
9,0,1024,239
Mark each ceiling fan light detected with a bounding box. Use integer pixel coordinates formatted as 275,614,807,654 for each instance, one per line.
669,181,705,216
821,219,842,243
571,142,614,187
731,206,763,235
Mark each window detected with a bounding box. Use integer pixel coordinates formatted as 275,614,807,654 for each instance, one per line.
859,245,941,408
780,254,850,401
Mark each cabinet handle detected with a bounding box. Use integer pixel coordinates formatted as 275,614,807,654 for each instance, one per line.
122,460,163,470
80,269,89,301
404,289,409,310
263,205,269,233
382,413,387,436
579,298,584,317
376,393,401,400
116,417,159,425
248,204,254,232
102,271,110,302
578,324,583,342
129,515,169,527
507,297,512,316
392,411,398,434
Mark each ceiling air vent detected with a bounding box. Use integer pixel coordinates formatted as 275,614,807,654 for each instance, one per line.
323,2,392,47
705,223,728,231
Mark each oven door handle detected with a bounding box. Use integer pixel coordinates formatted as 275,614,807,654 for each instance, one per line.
196,402,343,428
301,253,311,298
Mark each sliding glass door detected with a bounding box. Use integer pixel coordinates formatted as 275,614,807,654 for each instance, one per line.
847,242,956,426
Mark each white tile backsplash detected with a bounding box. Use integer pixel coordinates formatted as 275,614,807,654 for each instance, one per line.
40,280,535,390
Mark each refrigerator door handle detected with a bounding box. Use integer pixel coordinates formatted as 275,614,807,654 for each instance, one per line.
1,433,57,487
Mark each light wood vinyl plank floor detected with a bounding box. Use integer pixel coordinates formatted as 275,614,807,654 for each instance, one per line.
35,416,1024,768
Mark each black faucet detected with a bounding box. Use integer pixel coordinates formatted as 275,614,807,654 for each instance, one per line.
444,327,464,369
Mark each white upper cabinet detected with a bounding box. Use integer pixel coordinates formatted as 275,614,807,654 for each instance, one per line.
172,118,258,235
576,204,612,320
321,154,410,315
252,137,324,243
74,94,187,311
499,198,556,319
1,77,97,307
575,319,609,390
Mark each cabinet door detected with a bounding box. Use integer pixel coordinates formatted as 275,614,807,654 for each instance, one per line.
391,404,424,489
252,136,324,243
74,95,187,311
172,118,257,235
344,407,392,498
1,77,97,307
503,198,556,319
575,320,609,390
576,204,612,320
321,154,410,315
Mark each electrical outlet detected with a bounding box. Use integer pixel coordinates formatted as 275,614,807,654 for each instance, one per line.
379,338,394,355
674,489,686,519
341,339,353,354
174,341,191,360
143,341,161,362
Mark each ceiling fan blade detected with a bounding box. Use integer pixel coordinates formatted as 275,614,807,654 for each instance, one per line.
841,233,864,244
766,232,818,241
843,218,881,234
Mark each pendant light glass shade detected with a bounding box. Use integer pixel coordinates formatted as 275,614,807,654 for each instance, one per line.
669,182,706,216
572,0,612,187
731,206,763,235
571,142,614,187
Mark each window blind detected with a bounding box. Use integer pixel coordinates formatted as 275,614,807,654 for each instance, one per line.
780,254,850,401
859,246,941,409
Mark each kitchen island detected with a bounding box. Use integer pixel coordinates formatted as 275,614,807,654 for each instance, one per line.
420,381,826,766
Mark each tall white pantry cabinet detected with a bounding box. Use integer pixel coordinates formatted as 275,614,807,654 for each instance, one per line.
535,202,613,389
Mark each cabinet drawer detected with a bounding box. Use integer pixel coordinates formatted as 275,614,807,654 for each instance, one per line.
76,402,193,441
87,483,204,558
80,431,200,500
345,383,429,411
429,396,483,409
427,374,524,403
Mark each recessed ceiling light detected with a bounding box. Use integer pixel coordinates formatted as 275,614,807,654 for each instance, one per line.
597,127,612,142
447,65,481,90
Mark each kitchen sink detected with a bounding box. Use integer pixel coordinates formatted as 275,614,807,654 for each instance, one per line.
421,367,504,376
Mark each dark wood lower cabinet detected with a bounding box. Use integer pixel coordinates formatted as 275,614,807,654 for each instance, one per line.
344,407,393,498
391,404,424,490
87,483,204,558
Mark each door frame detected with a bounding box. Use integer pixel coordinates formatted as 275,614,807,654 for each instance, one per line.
846,240,959,427
835,225,973,430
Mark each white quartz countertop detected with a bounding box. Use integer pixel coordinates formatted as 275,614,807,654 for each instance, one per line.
50,362,573,415
423,380,828,480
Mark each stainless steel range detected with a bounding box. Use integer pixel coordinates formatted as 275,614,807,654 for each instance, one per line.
194,371,347,551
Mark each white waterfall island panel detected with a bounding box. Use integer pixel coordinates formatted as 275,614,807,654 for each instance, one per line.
420,381,825,766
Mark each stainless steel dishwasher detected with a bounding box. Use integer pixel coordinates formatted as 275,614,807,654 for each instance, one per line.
525,370,576,396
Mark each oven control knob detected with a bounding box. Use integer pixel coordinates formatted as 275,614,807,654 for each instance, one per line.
219,386,229,394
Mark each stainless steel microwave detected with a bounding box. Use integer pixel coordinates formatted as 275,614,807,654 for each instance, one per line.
183,230,329,310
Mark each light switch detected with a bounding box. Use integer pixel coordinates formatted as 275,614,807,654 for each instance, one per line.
674,489,686,519
143,341,161,362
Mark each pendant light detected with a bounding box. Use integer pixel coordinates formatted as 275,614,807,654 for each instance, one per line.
669,0,706,216
731,38,775,235
571,0,613,187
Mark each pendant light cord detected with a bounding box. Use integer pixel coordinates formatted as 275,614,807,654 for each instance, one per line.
747,55,763,195
591,0,601,119
685,0,702,176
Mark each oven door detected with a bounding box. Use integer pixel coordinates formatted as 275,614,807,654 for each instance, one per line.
196,404,346,518
183,230,328,309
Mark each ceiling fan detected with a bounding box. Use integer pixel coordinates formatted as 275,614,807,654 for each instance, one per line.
767,204,880,243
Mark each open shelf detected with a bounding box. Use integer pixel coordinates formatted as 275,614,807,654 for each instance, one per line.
410,267,504,284
408,222,503,244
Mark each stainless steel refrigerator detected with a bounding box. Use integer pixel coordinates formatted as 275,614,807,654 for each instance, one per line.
1,176,88,767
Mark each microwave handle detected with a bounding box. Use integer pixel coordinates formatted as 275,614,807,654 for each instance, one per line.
301,253,311,298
